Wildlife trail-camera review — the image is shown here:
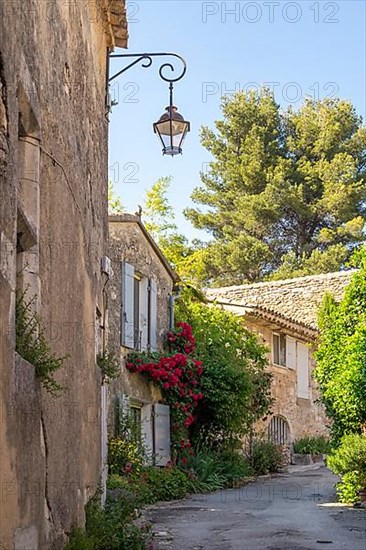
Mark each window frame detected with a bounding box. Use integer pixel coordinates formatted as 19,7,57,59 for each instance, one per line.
272,331,287,367
120,261,158,352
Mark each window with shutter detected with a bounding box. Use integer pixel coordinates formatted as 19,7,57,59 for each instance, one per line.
297,342,309,398
121,262,135,348
149,278,158,351
286,336,297,369
153,403,170,466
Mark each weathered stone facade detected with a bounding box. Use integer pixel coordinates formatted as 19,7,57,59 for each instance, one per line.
108,214,179,427
0,2,127,548
207,272,353,445
245,319,327,442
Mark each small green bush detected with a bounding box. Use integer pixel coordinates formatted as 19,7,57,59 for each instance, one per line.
327,433,366,503
293,436,331,455
66,492,147,550
336,472,363,504
183,448,251,492
184,449,226,493
216,450,252,486
144,466,188,501
107,466,188,505
250,440,285,475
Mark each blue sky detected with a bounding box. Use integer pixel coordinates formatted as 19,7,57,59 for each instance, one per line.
109,0,366,240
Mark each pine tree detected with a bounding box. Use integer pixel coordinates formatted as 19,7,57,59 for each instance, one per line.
185,90,366,284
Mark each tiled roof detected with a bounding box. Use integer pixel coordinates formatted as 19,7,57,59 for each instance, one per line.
206,271,354,330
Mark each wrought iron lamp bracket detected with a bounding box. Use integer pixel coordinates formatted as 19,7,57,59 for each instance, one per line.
107,51,187,84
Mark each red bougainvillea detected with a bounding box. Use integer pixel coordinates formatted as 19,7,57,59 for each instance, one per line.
126,322,204,459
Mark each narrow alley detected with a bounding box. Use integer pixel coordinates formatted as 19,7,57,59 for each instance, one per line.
148,466,366,550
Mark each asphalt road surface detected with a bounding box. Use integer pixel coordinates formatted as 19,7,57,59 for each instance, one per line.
147,465,366,550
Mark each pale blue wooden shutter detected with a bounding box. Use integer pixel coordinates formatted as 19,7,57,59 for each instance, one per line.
121,262,135,348
149,279,158,351
140,278,149,351
154,404,170,466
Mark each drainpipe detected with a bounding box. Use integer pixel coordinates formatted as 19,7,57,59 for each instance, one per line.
100,259,112,507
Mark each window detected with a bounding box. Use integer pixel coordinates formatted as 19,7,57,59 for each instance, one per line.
121,262,157,351
130,403,142,441
115,395,170,466
273,332,286,366
268,415,290,446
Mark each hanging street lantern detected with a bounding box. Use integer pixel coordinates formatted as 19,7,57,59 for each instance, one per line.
153,82,190,156
108,52,190,156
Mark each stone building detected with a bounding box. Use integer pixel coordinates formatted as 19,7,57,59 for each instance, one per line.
108,214,180,466
0,2,127,548
206,271,353,446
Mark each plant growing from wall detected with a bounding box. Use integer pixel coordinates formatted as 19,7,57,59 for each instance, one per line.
16,292,67,395
66,489,148,549
97,349,120,383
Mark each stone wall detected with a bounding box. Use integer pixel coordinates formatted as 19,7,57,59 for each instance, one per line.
245,320,328,443
107,218,176,432
0,2,126,548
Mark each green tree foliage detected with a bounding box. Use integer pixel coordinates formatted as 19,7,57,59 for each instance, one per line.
314,252,366,442
108,181,124,214
142,177,207,284
185,90,366,285
327,433,366,502
143,176,176,238
176,292,273,449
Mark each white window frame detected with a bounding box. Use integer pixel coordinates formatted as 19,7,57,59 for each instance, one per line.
118,396,170,466
272,332,287,367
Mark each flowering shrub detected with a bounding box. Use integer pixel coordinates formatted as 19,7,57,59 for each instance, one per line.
176,297,272,450
108,438,145,477
126,322,204,458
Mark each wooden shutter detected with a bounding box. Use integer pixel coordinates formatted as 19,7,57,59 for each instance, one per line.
154,404,170,466
139,278,149,351
141,404,153,465
297,342,309,398
286,336,297,370
121,262,135,348
149,279,158,351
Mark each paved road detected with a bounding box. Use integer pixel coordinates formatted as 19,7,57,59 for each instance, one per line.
147,466,365,550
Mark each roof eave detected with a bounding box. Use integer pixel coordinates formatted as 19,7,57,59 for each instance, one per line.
208,299,318,341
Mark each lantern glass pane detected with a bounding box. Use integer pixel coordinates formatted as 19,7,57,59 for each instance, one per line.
156,119,186,137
